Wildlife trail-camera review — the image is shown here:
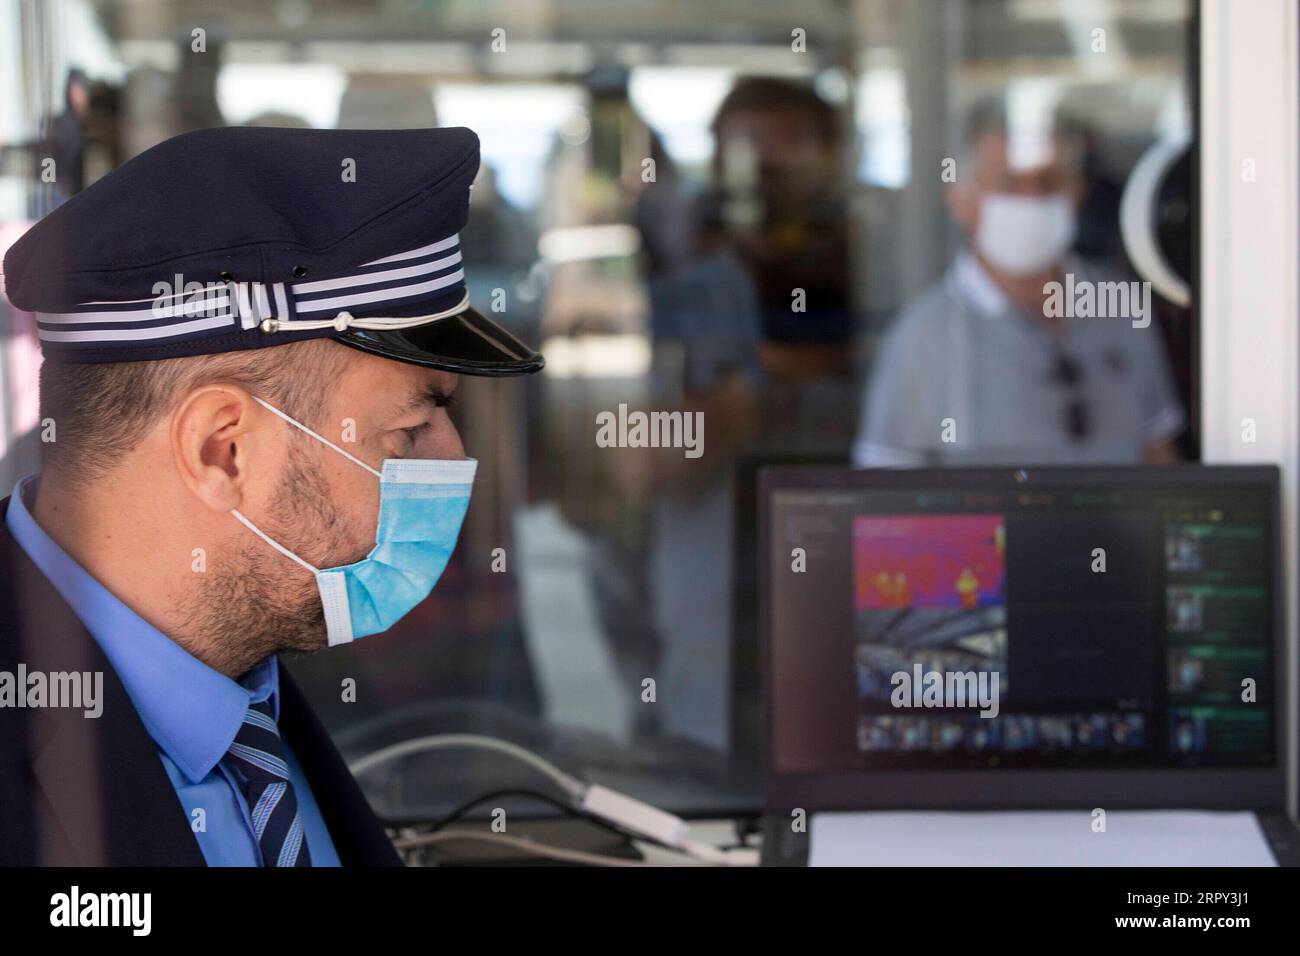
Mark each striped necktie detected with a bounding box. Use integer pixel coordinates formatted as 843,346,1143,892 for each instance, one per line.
225,698,312,867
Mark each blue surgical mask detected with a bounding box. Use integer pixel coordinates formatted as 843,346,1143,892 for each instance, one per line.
230,396,476,646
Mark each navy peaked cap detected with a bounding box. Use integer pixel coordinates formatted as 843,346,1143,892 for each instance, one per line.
2,126,544,375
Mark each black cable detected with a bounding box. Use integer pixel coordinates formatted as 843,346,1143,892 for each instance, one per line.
426,787,639,850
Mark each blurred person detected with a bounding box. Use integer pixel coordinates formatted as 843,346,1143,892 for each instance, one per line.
624,80,857,754
45,68,90,202
705,79,859,453
462,164,537,271
630,128,761,751
173,37,225,133
704,77,853,392
336,75,439,130
121,64,178,158
631,80,858,751
0,222,44,492
853,97,1184,466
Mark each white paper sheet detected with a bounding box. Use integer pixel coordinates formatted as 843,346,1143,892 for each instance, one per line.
809,810,1277,866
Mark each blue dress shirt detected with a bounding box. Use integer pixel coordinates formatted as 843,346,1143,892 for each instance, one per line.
6,474,340,866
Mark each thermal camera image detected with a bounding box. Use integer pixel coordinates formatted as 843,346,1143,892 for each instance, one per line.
853,514,1008,704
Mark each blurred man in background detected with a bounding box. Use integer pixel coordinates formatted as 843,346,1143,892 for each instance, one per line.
703,77,853,393
47,68,90,201
635,78,856,750
853,97,1184,467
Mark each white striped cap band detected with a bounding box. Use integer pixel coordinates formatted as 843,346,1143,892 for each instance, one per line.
34,233,464,346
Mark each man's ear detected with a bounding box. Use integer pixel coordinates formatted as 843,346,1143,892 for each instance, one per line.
171,385,266,514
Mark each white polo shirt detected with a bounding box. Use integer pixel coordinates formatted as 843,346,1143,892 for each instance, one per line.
852,252,1186,467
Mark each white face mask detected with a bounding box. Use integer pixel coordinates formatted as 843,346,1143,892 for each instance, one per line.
974,192,1077,277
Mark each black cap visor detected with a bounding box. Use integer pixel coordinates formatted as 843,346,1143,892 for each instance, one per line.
335,305,544,376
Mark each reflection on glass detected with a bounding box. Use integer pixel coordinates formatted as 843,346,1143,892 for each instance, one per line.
0,0,1193,821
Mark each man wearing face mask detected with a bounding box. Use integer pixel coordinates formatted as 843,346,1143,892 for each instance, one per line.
853,98,1184,467
0,127,543,866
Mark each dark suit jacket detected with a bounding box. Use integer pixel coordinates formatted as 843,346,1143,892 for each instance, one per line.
0,497,402,866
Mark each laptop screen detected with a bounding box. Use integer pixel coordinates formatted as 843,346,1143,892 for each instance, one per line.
765,469,1278,777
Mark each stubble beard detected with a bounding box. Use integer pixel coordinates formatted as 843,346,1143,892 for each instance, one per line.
186,437,369,677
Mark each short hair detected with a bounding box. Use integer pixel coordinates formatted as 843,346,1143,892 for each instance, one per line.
957,94,1085,176
38,338,353,479
711,77,841,146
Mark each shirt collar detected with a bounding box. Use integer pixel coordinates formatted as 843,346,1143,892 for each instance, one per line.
5,473,278,783
951,250,1012,318
950,249,1091,329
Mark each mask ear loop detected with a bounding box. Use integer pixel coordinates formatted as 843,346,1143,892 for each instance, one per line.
230,505,356,647
229,509,321,574
227,394,382,571
248,395,384,479
227,395,375,647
